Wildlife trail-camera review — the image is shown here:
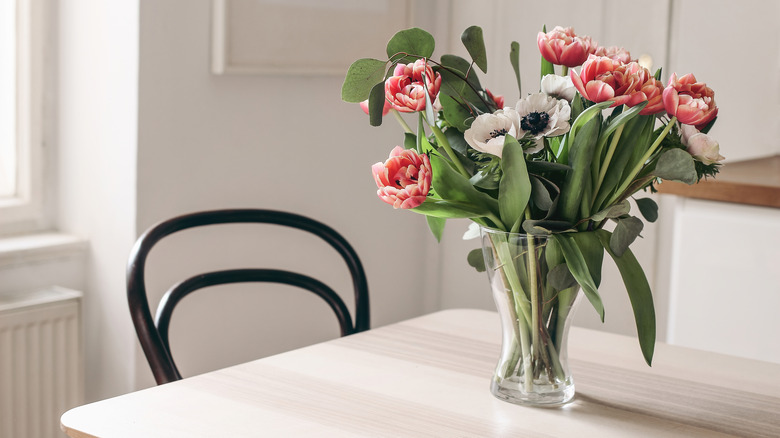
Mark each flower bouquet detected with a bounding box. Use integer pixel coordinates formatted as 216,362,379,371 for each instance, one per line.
342,25,722,405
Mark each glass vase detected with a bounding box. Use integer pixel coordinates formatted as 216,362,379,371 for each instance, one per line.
480,226,581,406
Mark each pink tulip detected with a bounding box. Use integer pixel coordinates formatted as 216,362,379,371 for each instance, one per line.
371,146,432,209
359,99,392,116
384,59,442,113
537,26,597,68
594,46,632,64
569,55,623,103
663,73,718,128
486,89,505,109
571,56,664,114
636,77,666,115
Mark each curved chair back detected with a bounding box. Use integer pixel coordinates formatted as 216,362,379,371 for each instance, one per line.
127,209,370,385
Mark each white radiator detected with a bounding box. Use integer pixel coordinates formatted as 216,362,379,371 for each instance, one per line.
0,287,83,438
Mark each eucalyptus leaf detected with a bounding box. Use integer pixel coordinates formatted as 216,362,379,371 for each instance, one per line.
653,148,697,184
439,94,472,132
461,26,487,73
522,220,572,235
426,215,446,242
526,160,571,173
368,82,385,127
499,137,531,231
467,248,486,272
386,28,435,62
341,58,388,103
552,234,605,321
530,175,553,211
548,263,578,291
597,230,656,366
635,197,659,223
509,41,521,96
445,127,471,156
438,55,488,112
591,200,630,222
610,216,644,257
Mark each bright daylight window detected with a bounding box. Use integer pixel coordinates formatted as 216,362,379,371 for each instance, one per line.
0,1,17,198
0,0,45,232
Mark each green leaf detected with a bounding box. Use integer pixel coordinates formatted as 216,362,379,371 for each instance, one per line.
592,115,654,211
509,41,521,96
461,26,487,73
526,160,571,173
653,148,697,184
558,113,602,223
530,175,553,211
368,82,385,127
403,132,416,150
610,216,644,257
499,136,531,231
635,197,658,223
438,55,488,113
430,154,498,216
341,58,388,103
522,220,572,235
439,94,472,132
597,229,656,366
591,200,630,222
602,102,646,140
547,263,578,291
571,231,604,287
467,248,486,272
386,28,435,62
426,216,446,242
552,234,605,321
412,199,487,218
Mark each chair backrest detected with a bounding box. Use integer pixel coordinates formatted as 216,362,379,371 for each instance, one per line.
127,209,370,385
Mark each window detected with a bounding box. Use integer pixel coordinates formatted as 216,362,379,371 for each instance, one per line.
0,0,46,234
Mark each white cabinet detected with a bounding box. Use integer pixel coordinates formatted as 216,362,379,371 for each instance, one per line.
658,197,780,364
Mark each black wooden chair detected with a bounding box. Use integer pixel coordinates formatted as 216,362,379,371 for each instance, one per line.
126,209,370,385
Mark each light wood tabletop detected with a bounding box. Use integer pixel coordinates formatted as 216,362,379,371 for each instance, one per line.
61,309,780,437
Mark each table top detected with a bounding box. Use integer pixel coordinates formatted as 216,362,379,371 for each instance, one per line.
61,309,780,437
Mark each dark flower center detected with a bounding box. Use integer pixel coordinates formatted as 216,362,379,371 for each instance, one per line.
486,128,508,142
521,112,550,135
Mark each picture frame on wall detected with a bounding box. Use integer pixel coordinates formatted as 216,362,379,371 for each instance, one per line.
211,0,413,75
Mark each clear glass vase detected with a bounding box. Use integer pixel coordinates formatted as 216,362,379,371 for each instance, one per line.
480,226,581,406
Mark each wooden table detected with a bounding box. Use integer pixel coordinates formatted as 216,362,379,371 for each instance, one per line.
61,309,780,437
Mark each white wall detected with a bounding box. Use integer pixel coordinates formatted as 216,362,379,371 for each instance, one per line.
56,0,139,400
132,0,438,389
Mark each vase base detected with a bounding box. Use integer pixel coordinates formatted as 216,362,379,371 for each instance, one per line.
490,379,575,407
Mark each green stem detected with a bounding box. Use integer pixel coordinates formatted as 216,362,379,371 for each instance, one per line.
493,234,534,392
391,109,413,134
593,123,625,202
429,123,470,178
606,116,676,206
561,66,569,77
525,213,541,365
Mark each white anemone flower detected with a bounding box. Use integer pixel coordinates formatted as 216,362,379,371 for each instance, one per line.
541,74,576,102
463,108,521,158
515,93,571,154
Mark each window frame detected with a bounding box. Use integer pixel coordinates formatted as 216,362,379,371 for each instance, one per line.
0,0,47,234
